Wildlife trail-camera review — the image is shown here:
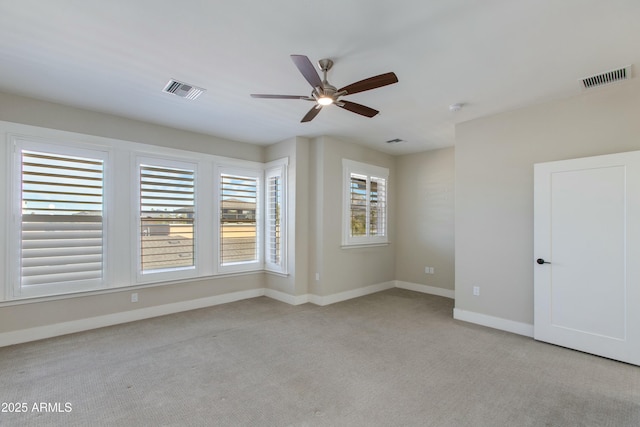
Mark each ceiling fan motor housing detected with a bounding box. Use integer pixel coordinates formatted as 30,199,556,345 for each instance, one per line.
318,58,334,72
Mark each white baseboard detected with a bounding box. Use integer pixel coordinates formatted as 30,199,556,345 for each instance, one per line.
264,281,455,307
394,281,455,299
453,308,534,337
308,281,395,306
264,288,310,305
0,288,265,348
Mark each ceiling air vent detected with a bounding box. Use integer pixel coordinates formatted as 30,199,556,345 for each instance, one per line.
163,79,206,100
580,65,632,90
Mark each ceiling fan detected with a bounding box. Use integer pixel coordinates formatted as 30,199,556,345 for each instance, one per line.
251,54,398,123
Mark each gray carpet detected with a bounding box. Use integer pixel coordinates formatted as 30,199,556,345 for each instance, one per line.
1,289,638,426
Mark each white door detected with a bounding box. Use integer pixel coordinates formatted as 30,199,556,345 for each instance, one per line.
534,150,640,366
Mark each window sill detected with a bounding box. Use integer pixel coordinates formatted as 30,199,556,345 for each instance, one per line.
0,270,265,307
341,242,390,250
265,270,290,278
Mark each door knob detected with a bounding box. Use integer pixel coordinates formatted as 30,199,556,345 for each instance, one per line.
536,258,550,265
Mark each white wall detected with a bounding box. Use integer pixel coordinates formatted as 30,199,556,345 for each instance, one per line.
455,78,640,327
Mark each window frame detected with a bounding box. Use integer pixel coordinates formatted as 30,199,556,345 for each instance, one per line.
2,123,290,302
215,164,263,274
9,135,112,299
134,155,200,283
264,158,288,274
342,159,389,248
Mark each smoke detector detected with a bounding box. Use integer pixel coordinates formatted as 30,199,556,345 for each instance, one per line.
163,79,206,100
580,65,632,90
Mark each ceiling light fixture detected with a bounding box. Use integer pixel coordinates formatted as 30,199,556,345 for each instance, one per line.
449,103,464,112
317,96,334,106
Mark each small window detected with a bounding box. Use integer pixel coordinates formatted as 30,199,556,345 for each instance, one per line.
219,170,260,270
265,162,286,272
138,160,196,276
342,159,389,247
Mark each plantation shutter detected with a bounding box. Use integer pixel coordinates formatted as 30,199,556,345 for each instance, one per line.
140,164,195,272
20,150,104,288
343,159,388,246
370,176,386,237
349,173,368,237
220,173,258,265
266,171,281,266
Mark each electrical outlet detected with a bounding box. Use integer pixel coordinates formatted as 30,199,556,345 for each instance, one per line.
473,286,480,296
430,267,435,274
315,273,320,281
425,266,429,274
131,292,138,303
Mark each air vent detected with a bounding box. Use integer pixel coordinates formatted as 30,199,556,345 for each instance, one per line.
580,65,632,90
162,79,206,100
385,138,405,145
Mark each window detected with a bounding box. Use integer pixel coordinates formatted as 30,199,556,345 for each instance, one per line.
218,169,261,270
138,160,196,276
4,125,289,301
265,161,287,272
342,159,389,247
14,142,107,298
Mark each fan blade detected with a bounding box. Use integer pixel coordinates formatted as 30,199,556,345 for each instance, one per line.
291,55,323,89
338,72,398,95
301,105,322,122
337,101,379,118
251,94,312,100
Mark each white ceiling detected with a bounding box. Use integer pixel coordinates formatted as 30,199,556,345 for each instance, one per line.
1,0,639,154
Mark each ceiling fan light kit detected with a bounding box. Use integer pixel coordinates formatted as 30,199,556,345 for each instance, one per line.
251,54,398,122
317,96,334,106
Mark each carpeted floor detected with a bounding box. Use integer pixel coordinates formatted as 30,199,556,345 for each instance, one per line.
1,288,639,426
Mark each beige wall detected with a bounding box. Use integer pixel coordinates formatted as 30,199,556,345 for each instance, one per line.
0,92,263,161
264,136,311,297
396,148,454,290
455,78,640,325
309,136,397,296
0,276,261,333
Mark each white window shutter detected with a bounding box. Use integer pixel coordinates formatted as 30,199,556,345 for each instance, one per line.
265,165,287,271
370,176,386,237
349,173,368,237
139,164,195,273
20,150,104,288
342,159,389,247
220,173,258,266
266,174,280,265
